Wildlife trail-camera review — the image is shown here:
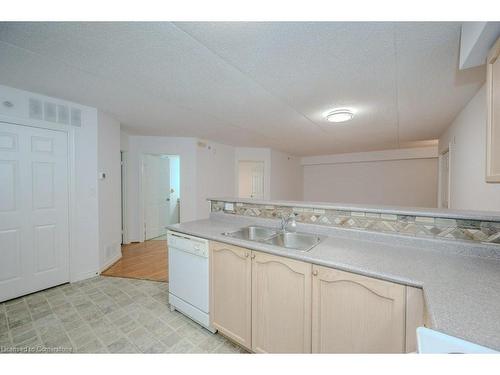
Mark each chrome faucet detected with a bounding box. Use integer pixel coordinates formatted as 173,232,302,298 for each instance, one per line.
280,213,297,232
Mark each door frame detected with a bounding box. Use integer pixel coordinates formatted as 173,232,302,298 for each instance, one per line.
0,114,76,282
120,151,129,244
437,142,452,209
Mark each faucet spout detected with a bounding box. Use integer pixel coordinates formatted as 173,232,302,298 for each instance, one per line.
280,213,297,232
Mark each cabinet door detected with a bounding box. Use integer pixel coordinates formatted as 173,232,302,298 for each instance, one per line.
312,266,405,353
210,241,251,349
251,251,312,353
405,286,425,353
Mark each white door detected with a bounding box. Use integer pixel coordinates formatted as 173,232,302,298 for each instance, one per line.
0,122,69,302
167,156,180,225
144,154,170,240
168,189,180,225
238,161,264,199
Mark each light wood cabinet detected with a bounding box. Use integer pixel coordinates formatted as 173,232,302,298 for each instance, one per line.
311,265,406,353
405,286,425,352
209,241,252,349
210,241,424,354
486,37,500,182
251,251,312,353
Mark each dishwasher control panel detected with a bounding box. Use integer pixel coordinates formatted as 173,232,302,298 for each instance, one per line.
167,231,209,258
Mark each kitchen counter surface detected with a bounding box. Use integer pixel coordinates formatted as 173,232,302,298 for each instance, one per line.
167,214,500,351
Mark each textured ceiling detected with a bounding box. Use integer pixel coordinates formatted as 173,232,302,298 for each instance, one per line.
0,22,485,156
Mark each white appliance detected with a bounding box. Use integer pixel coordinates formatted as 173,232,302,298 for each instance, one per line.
167,231,215,332
417,327,497,353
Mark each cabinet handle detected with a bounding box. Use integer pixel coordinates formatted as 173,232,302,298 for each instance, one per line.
313,270,318,276
251,254,256,259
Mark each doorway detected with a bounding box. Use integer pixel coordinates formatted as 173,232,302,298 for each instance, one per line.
143,154,180,240
103,153,180,283
238,160,264,199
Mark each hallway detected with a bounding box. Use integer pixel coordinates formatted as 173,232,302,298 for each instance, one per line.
102,239,168,282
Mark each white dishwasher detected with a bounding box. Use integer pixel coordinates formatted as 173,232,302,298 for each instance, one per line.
417,327,497,353
167,231,215,332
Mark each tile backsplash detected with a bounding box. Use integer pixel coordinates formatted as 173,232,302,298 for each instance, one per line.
210,200,500,245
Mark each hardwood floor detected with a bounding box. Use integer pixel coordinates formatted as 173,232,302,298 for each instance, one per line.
102,239,168,282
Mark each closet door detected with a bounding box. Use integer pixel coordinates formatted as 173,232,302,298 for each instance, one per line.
0,122,69,302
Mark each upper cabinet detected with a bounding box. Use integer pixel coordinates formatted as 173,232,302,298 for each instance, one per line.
486,37,500,182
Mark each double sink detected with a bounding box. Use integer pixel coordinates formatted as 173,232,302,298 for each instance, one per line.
222,225,324,252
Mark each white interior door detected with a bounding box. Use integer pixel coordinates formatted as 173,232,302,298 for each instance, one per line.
238,161,264,199
158,157,170,232
144,154,170,240
167,156,180,225
0,122,69,302
168,191,179,225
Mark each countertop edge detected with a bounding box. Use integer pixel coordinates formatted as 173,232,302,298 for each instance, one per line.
166,223,425,288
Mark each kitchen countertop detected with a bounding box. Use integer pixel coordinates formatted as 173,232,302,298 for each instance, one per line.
167,214,500,351
209,197,500,222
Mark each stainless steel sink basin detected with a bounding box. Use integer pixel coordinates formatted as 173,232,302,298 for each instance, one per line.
263,232,324,252
222,225,324,252
223,226,278,241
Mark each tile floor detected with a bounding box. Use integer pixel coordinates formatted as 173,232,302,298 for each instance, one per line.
0,276,246,353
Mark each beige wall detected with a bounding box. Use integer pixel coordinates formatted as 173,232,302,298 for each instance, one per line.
270,150,303,200
303,158,438,207
439,85,500,211
238,161,253,198
97,111,122,271
197,140,236,219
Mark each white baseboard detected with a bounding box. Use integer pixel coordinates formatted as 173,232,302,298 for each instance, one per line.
100,251,122,273
70,270,99,283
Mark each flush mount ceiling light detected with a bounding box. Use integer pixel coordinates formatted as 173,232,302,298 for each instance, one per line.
324,109,354,123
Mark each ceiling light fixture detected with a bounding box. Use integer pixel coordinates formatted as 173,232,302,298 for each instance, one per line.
324,109,354,123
